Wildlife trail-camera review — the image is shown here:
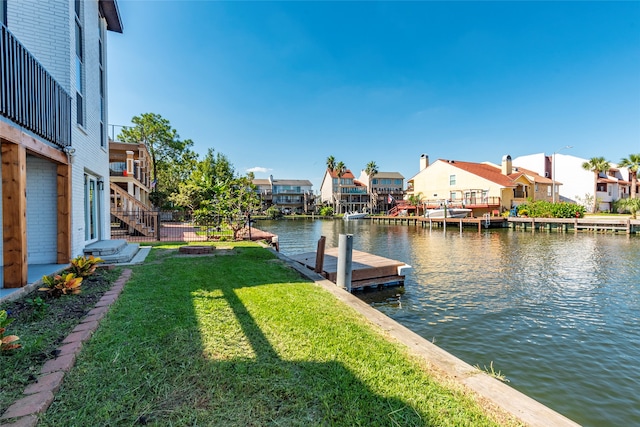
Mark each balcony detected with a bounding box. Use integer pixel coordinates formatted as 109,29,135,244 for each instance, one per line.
1,24,71,148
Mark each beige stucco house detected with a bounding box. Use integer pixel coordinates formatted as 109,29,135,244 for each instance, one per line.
406,154,556,216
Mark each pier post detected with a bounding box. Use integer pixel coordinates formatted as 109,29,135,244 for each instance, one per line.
336,234,354,292
315,236,326,273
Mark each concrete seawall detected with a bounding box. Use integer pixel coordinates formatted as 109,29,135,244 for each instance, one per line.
272,248,581,427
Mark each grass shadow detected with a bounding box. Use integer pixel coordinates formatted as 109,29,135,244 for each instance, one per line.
38,246,501,426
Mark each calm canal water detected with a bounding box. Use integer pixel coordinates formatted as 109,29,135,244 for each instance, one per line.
257,218,640,427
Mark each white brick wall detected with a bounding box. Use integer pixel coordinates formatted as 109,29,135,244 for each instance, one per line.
7,0,72,91
26,156,58,264
4,0,113,262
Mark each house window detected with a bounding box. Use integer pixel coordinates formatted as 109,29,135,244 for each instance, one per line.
596,183,607,192
449,175,456,185
75,2,85,127
372,179,378,185
547,186,551,197
1,0,6,26
98,17,106,147
450,192,457,200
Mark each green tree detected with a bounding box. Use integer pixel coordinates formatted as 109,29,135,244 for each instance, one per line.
156,148,199,208
118,113,193,195
169,149,236,212
619,153,640,199
218,176,260,240
581,157,610,213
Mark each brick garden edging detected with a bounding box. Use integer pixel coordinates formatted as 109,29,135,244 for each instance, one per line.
0,269,133,427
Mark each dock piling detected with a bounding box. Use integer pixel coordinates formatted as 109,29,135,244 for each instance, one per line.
336,234,354,292
315,236,326,273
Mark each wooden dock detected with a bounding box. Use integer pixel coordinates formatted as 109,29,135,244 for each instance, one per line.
290,247,411,290
369,215,507,231
508,217,640,234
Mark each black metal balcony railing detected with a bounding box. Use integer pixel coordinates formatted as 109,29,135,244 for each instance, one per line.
1,24,71,148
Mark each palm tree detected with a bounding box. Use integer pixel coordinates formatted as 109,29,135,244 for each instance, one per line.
582,157,611,213
619,197,640,219
335,161,346,213
407,192,423,216
619,154,640,199
326,155,336,173
364,161,379,212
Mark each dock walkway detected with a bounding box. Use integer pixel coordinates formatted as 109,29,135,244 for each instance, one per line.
508,217,639,234
369,215,506,231
290,247,410,290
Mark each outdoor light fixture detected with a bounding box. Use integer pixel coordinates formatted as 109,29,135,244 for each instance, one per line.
63,146,76,164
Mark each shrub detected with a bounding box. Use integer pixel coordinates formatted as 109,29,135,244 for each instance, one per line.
517,201,585,218
0,309,20,352
39,273,83,298
319,206,334,217
265,206,282,219
70,255,104,278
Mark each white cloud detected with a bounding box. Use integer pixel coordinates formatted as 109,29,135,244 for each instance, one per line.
247,166,272,174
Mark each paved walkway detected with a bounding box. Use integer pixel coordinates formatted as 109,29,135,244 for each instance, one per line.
0,269,133,427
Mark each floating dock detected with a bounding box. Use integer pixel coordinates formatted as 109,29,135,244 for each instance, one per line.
290,247,411,290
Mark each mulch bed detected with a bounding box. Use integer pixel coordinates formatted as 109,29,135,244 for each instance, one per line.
0,267,119,414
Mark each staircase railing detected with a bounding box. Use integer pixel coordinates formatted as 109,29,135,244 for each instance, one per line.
110,183,157,238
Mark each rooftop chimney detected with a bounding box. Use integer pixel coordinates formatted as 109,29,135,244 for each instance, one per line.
420,154,429,171
501,155,512,175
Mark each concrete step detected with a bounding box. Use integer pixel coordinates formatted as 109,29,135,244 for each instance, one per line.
98,243,140,264
84,239,128,256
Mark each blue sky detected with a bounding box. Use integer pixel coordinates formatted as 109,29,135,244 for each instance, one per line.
107,1,640,190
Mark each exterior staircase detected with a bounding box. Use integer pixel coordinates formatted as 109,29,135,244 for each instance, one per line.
110,183,158,238
83,239,150,265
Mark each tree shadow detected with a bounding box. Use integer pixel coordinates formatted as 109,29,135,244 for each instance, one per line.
174,247,432,426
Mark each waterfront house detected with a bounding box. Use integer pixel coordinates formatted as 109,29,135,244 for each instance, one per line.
253,176,315,214
357,170,404,214
406,154,555,216
320,168,369,214
514,153,632,212
0,0,123,288
109,138,158,237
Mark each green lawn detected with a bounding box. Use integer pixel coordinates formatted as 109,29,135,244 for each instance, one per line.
39,244,515,426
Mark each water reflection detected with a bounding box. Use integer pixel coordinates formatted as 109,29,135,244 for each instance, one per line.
257,219,640,427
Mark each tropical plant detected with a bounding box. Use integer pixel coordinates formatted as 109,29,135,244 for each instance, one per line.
516,200,585,218
364,161,379,212
581,157,611,213
326,155,336,172
407,192,423,206
25,296,49,320
0,310,21,352
70,255,104,278
334,161,346,214
39,273,83,298
619,153,640,199
618,197,640,219
319,206,334,217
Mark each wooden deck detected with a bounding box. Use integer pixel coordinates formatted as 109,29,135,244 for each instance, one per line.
508,217,639,234
370,215,507,231
290,247,410,290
